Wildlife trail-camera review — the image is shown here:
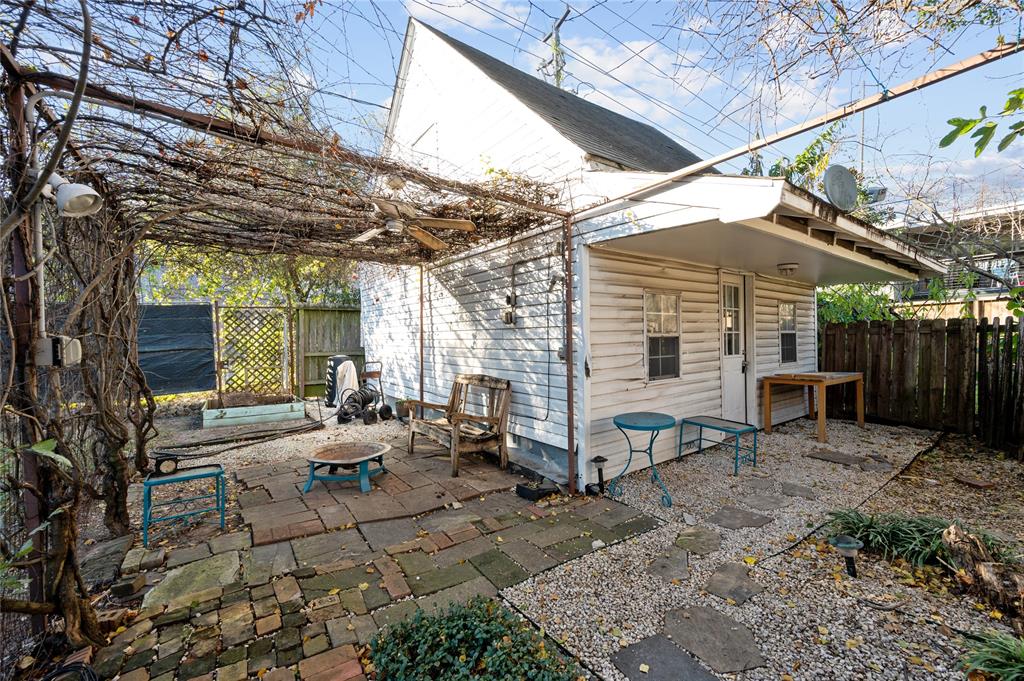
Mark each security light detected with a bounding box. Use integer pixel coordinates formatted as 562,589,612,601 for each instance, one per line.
45,172,102,217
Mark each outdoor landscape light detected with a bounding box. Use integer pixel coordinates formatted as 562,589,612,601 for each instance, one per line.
829,534,865,577
45,172,103,217
591,455,608,494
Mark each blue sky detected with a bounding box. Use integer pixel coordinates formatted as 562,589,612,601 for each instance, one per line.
298,1,1023,213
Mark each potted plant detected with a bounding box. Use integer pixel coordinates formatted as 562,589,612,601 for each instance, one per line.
395,398,412,419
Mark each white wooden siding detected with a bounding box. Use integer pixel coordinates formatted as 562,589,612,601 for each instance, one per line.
360,228,570,452
582,249,817,485
386,22,585,189
752,275,818,427
585,249,723,482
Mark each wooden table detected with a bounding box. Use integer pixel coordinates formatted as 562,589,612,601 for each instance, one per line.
762,372,864,443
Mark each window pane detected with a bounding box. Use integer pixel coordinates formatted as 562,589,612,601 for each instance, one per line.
779,302,796,331
648,336,679,380
781,332,797,363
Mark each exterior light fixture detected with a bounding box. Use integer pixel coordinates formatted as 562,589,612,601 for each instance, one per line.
43,172,103,217
829,534,864,577
777,262,799,277
591,455,608,495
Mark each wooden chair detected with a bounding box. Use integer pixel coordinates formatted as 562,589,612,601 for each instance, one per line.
407,374,512,477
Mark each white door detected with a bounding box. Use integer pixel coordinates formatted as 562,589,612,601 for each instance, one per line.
721,275,747,422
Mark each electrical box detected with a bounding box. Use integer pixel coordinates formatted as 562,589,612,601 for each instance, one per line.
502,308,516,325
34,335,83,367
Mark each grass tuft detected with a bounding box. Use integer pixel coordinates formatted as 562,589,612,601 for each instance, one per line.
827,509,1014,568
963,630,1024,680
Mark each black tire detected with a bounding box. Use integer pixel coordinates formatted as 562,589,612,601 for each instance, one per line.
379,404,394,421
362,409,378,425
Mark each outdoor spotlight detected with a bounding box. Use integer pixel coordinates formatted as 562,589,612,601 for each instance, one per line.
829,534,864,578
777,262,799,277
591,455,608,495
44,172,103,217
864,187,888,204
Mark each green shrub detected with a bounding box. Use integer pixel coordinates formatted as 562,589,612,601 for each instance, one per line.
963,630,1024,679
370,597,583,681
827,510,1013,568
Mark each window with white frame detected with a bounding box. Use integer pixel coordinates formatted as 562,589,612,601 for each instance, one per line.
779,302,797,364
644,291,681,380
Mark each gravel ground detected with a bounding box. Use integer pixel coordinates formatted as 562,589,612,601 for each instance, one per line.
503,420,1014,680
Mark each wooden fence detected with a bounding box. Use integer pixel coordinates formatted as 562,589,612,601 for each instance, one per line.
294,306,363,398
820,317,1023,454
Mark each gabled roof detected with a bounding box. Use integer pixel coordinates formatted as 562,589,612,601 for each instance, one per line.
417,22,704,173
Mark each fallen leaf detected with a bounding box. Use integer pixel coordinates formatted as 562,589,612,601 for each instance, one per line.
638,663,649,673
358,582,369,591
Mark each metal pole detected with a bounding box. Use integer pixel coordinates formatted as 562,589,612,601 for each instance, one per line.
419,264,425,418
563,216,577,494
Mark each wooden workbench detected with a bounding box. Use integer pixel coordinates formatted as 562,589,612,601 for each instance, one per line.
762,371,865,443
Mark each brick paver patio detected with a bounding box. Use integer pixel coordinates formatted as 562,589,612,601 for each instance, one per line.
86,436,660,680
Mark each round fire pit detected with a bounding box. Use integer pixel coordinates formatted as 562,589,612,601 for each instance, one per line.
302,442,392,494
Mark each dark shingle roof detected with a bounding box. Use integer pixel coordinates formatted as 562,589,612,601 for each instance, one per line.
418,23,704,173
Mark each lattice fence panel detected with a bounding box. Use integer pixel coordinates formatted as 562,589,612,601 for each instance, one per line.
218,306,290,394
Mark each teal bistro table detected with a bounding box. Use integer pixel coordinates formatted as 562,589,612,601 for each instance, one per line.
143,464,225,547
607,411,676,507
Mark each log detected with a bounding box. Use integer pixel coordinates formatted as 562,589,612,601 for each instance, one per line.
943,524,1024,630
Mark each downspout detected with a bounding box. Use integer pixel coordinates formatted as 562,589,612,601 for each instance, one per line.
563,215,577,494
419,264,425,415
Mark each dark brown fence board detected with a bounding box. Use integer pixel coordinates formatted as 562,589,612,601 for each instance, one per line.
819,315,1021,454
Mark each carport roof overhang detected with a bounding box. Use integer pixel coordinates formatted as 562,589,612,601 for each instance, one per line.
576,176,945,285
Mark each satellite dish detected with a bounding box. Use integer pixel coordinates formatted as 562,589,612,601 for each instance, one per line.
822,165,858,212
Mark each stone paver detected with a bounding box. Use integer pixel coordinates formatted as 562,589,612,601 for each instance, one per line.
646,546,689,584
742,477,774,492
780,481,816,500
805,448,865,466
166,543,212,569
703,562,765,605
409,562,480,597
469,549,529,589
707,506,773,530
291,530,370,566
674,527,721,555
738,494,790,512
498,539,558,573
661,606,765,673
359,518,420,551
81,535,134,589
143,551,240,609
612,635,717,681
209,532,251,554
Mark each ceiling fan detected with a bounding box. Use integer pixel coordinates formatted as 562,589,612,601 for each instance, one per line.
352,199,475,250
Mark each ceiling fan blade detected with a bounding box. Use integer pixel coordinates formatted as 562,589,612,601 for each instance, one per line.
352,227,385,243
373,200,401,219
405,224,448,250
415,217,476,232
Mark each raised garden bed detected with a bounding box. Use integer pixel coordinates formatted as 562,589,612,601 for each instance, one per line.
202,392,304,428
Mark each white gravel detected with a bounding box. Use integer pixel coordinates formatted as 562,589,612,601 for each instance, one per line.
502,420,1013,680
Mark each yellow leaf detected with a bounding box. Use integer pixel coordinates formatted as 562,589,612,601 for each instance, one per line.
908,656,924,665
639,663,650,673
817,625,829,635
989,609,1003,620
328,588,340,595
845,638,860,649
495,536,504,543
742,556,757,565
725,598,737,606
358,582,369,591
346,623,355,631
785,533,797,542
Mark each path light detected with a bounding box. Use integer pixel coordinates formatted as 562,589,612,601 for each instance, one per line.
829,534,864,577
591,455,608,494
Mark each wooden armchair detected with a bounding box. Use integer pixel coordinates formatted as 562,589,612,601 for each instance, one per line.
407,374,512,477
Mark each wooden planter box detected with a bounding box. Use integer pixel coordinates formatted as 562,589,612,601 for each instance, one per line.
202,394,305,428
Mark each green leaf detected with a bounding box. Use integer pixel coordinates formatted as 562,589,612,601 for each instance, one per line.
27,439,72,469
971,121,998,156
939,117,979,147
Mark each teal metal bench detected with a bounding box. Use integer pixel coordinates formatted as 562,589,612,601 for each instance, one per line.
677,416,758,476
143,464,225,547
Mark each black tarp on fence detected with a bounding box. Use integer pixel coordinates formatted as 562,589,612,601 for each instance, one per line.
138,303,216,394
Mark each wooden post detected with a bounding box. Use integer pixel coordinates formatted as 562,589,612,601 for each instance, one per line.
978,318,990,444
929,319,946,428
817,381,828,442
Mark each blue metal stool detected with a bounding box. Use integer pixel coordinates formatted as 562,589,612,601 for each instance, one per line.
143,464,225,547
607,411,676,507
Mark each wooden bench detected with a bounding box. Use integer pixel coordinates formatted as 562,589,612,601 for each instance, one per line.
407,374,512,477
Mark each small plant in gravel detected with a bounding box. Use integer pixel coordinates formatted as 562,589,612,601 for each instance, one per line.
963,630,1024,680
827,510,1013,568
370,597,584,681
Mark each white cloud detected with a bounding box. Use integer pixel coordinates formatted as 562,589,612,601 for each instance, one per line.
408,0,529,31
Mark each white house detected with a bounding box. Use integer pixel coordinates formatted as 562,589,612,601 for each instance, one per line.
360,19,943,490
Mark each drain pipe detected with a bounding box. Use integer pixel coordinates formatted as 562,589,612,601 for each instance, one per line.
563,215,577,494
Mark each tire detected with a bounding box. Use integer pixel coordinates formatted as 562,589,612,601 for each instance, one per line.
378,404,394,421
